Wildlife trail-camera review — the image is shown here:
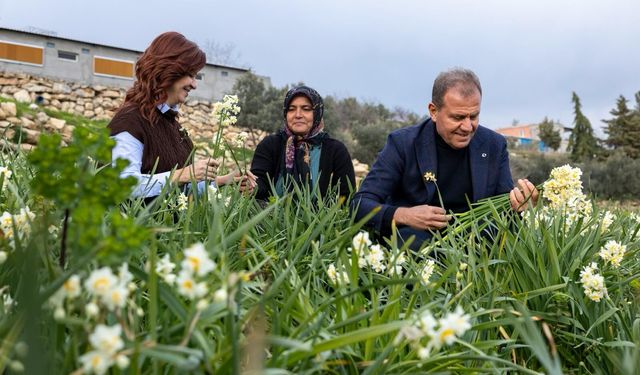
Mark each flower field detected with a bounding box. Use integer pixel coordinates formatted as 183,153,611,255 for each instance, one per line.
0,124,639,374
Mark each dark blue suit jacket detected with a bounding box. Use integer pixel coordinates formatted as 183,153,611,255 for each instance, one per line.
352,118,513,239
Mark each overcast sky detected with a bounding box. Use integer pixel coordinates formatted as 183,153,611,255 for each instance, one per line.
2,0,639,135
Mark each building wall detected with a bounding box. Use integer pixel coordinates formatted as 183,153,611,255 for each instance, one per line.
0,28,250,101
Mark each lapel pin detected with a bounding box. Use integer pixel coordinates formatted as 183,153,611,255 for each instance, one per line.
481,153,487,158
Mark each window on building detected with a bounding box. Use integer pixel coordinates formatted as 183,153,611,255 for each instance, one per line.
58,50,78,61
46,42,55,48
81,48,90,54
0,40,44,65
196,73,204,80
93,56,134,79
221,71,229,77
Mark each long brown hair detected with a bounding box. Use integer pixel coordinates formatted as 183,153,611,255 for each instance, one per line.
119,32,206,125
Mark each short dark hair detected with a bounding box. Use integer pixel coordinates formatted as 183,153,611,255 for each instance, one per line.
431,68,482,108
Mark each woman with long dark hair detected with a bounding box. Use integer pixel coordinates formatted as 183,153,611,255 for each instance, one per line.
108,31,254,198
250,85,355,200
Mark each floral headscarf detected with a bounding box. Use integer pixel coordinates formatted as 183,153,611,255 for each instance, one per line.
281,86,327,185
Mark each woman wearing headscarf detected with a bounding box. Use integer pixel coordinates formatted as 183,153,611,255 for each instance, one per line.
108,31,255,199
250,85,355,200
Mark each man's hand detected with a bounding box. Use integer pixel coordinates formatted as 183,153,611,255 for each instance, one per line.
509,178,539,212
393,205,451,231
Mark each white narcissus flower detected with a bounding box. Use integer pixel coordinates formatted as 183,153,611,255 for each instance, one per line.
54,307,65,320
599,240,626,268
421,260,436,285
156,254,177,284
85,267,118,298
62,274,81,299
418,311,438,337
366,244,386,273
176,193,189,211
327,264,338,284
89,324,124,356
118,263,133,287
196,299,209,311
0,166,12,189
580,262,607,302
176,270,208,300
432,307,471,349
213,288,228,303
85,302,100,317
352,231,372,253
600,211,615,233
116,354,130,369
103,284,129,311
80,350,113,375
181,243,216,277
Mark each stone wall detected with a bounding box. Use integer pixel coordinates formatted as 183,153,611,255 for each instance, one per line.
0,71,369,177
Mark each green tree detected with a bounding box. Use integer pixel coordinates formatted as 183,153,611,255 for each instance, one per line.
567,92,598,162
537,117,561,151
602,95,640,158
233,72,286,133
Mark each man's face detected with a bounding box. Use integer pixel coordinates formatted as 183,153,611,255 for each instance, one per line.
428,86,481,149
166,74,198,106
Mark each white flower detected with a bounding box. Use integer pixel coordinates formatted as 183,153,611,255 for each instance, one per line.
418,311,438,337
327,264,338,284
327,264,350,286
599,240,626,268
0,166,11,190
54,306,66,321
196,299,209,311
80,350,114,375
62,274,81,299
580,262,607,302
156,254,177,284
116,354,130,369
86,302,100,317
176,270,208,300
0,251,7,264
176,193,189,211
181,243,216,277
630,212,640,223
352,231,372,253
213,288,228,303
417,346,431,359
2,292,14,314
600,211,615,233
234,131,249,148
423,172,437,183
103,284,129,311
89,324,124,355
118,263,133,287
421,260,436,285
432,307,471,349
85,267,118,298
0,207,36,248
366,244,386,273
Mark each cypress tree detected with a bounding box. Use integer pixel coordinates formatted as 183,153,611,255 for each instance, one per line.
567,92,598,161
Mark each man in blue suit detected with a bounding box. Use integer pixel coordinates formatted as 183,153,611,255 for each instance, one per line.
352,68,538,249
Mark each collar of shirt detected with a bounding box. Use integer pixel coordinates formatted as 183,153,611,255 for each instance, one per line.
157,103,180,114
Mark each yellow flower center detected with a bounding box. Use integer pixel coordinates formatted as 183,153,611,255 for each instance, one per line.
188,256,200,271
439,328,455,343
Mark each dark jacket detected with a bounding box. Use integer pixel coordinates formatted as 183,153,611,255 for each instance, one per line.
352,118,513,238
250,132,356,200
